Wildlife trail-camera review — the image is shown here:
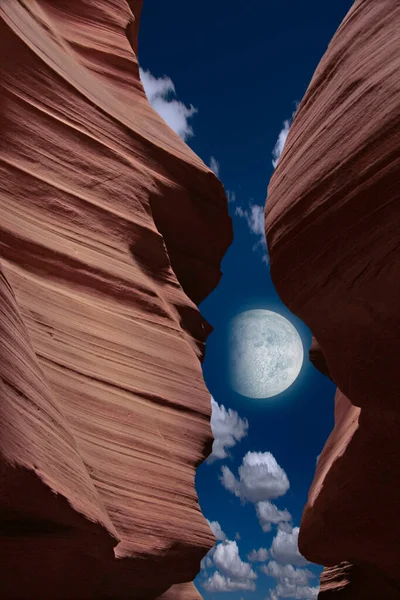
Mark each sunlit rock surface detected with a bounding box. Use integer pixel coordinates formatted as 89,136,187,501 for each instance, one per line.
265,0,400,595
0,1,232,597
156,582,203,600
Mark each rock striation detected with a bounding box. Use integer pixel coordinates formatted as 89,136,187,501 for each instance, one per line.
156,582,203,600
265,0,400,596
0,1,232,598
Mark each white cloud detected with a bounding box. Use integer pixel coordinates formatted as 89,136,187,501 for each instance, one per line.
270,527,308,566
208,398,248,462
272,105,299,169
272,120,291,168
200,552,215,571
235,204,265,236
210,156,220,177
248,547,269,562
226,190,236,203
207,520,227,542
202,541,257,592
269,582,319,600
277,521,295,534
139,68,197,141
235,532,241,541
200,545,216,571
220,451,290,503
203,571,256,592
213,541,257,582
261,561,314,586
256,501,292,532
235,204,269,266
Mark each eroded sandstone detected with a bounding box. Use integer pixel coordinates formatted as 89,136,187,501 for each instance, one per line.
0,1,232,597
265,0,400,595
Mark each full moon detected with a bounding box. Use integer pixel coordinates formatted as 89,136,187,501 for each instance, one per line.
228,310,304,398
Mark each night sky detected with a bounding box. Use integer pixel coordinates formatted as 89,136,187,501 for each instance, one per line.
138,2,353,598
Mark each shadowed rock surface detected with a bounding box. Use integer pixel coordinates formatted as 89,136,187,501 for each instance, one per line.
265,0,400,596
0,1,232,598
318,562,400,599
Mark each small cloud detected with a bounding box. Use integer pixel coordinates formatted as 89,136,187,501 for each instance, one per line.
226,190,236,203
220,452,290,503
139,68,197,141
256,501,292,533
208,398,249,462
272,120,291,168
269,526,308,567
207,520,227,542
272,105,299,168
235,204,269,266
210,156,220,177
235,532,241,541
235,204,264,236
247,547,269,562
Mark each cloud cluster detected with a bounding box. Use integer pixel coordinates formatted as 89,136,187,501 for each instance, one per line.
203,571,256,592
139,68,197,141
204,453,313,597
203,390,311,597
269,582,319,600
208,398,249,462
202,541,257,592
262,561,313,586
263,554,317,599
220,451,290,503
256,501,292,533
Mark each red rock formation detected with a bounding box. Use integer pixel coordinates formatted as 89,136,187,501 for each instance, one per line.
0,1,231,598
319,562,400,599
265,0,400,595
308,337,332,381
156,582,203,600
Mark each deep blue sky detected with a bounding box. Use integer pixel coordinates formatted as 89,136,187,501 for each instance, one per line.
139,2,353,599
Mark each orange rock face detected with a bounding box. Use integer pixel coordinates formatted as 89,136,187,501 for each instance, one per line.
265,0,400,595
0,1,232,598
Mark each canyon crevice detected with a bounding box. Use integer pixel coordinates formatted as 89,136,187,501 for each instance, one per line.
0,1,232,598
265,0,400,596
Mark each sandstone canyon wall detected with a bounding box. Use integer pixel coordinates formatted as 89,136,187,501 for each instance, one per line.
0,1,232,598
265,0,400,597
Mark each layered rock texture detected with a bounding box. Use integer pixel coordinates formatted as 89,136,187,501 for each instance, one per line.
0,1,232,598
265,0,400,597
